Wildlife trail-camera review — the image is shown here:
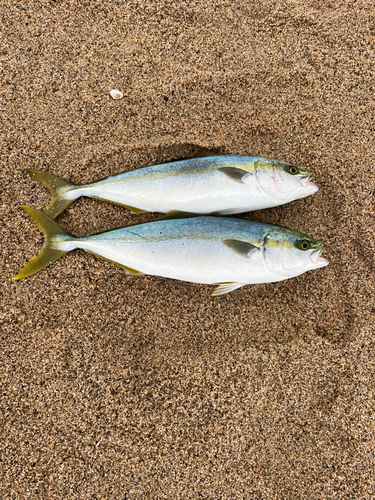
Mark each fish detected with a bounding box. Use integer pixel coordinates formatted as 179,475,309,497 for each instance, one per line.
25,155,318,219
14,207,329,296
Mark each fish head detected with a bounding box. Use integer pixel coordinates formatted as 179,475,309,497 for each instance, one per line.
263,226,329,278
254,160,318,203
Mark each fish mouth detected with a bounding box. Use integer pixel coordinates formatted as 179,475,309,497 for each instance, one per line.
300,175,319,191
310,246,329,267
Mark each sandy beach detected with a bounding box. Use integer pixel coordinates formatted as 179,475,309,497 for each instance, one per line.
1,1,374,498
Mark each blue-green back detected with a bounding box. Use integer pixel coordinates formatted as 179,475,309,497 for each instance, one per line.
84,216,277,245
98,155,264,183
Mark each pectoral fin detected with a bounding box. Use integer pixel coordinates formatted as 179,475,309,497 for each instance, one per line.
218,167,251,183
223,239,259,258
212,282,245,296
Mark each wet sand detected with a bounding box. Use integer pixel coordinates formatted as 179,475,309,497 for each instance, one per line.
1,1,374,498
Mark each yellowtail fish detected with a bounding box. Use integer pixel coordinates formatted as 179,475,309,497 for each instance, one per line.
14,207,329,296
26,155,318,219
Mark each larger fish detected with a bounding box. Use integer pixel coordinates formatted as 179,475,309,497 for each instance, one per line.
14,207,329,295
26,155,318,219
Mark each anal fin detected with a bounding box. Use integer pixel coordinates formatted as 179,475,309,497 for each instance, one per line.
212,282,245,296
121,265,144,275
211,207,245,215
85,250,144,275
91,197,147,214
123,205,147,215
161,211,200,220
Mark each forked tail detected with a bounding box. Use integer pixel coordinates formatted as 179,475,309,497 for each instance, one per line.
26,169,78,219
13,206,75,280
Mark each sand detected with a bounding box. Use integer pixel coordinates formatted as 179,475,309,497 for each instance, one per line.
1,0,374,498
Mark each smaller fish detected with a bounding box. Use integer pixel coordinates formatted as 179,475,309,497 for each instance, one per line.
25,155,318,219
14,207,329,296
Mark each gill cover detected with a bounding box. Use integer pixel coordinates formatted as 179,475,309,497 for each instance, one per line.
254,161,318,201
262,230,314,277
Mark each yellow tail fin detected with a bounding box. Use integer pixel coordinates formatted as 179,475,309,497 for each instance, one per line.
13,206,74,280
26,169,78,219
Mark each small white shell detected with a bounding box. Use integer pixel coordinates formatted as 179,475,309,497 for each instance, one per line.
110,89,123,100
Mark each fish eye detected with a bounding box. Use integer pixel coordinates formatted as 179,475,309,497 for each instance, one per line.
299,240,311,251
288,166,299,175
